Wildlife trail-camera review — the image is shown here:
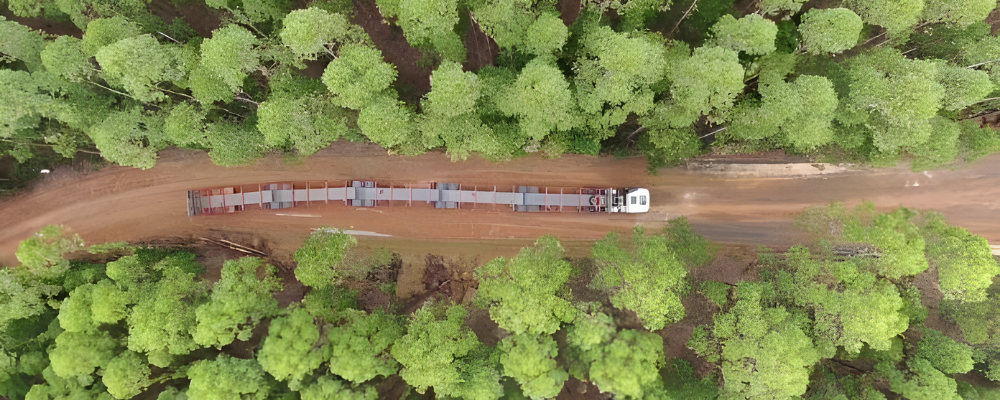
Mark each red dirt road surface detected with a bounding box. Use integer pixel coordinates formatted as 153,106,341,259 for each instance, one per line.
1,142,999,265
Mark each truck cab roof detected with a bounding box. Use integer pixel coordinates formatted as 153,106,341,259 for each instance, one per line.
624,188,650,213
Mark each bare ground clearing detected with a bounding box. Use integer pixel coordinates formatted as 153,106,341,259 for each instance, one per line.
2,141,1000,266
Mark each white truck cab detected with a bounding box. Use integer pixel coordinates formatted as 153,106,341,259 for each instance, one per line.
609,188,650,213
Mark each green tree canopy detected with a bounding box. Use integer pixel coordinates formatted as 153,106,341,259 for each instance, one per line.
474,236,576,335
193,257,282,348
327,309,406,384
187,354,271,400
471,0,538,49
41,36,94,83
590,226,688,330
87,108,168,170
321,44,398,110
357,95,423,152
843,0,925,37
524,12,568,56
921,214,1000,303
877,358,962,400
799,8,864,55
124,255,209,362
916,329,974,374
390,304,502,399
258,307,325,390
101,351,151,400
923,0,996,27
704,284,822,399
293,228,358,288
0,16,46,71
280,8,350,58
777,246,909,353
709,14,778,56
382,0,466,62
80,17,143,56
841,49,944,154
497,58,576,140
94,35,184,102
48,331,118,384
423,61,480,118
299,376,377,400
568,306,665,399
198,25,260,95
574,27,665,133
663,46,744,127
498,333,567,400
15,225,84,279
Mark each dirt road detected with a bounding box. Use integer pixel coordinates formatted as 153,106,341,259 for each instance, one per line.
1,142,998,265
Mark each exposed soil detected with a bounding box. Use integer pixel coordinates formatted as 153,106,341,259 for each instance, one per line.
352,0,432,98
3,141,1000,267
148,0,222,38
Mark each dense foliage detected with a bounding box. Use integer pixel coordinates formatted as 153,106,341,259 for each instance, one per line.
2,0,999,178
3,201,1000,399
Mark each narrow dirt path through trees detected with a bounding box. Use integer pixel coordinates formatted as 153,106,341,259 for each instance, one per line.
1,142,999,265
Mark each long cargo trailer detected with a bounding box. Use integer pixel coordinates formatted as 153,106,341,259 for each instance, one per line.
187,180,650,217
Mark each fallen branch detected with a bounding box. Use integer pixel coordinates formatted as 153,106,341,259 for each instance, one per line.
668,0,700,38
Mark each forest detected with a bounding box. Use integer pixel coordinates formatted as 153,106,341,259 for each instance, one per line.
3,0,1000,181
1,203,1000,399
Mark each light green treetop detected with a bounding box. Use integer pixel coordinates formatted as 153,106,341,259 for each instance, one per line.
471,0,537,49
424,61,481,118
327,309,406,384
94,35,185,102
391,0,466,62
498,333,567,400
15,225,84,279
575,27,665,132
321,44,398,110
841,49,944,153
193,257,282,348
281,8,350,58
187,354,271,400
199,25,260,94
923,0,996,28
48,330,119,385
80,17,142,56
709,14,778,56
102,351,152,400
0,16,46,71
357,95,423,153
936,62,993,112
294,228,358,288
258,307,326,390
41,36,94,83
916,329,974,374
710,285,821,399
799,8,864,55
664,46,744,127
258,94,350,156
758,0,806,16
474,236,576,335
843,0,925,37
877,358,962,400
391,305,502,399
921,214,1000,303
524,12,568,56
126,260,209,359
87,108,167,170
497,58,576,140
590,226,688,330
57,283,98,333
568,307,665,400
299,376,377,400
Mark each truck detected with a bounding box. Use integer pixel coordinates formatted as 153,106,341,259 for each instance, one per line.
187,180,650,217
